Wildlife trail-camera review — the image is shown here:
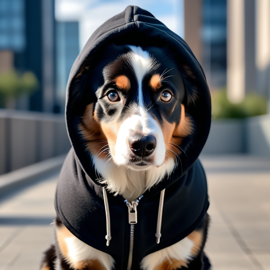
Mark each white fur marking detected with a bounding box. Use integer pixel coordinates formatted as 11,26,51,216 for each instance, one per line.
113,112,166,168
93,156,175,201
141,237,194,270
129,46,152,108
113,47,167,168
65,236,114,270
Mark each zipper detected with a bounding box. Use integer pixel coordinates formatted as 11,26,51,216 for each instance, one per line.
126,224,135,270
125,195,143,270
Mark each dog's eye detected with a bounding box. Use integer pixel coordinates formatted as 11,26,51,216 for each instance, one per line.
107,90,120,102
160,90,172,102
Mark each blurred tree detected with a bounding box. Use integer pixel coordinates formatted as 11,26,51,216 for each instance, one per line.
212,89,267,119
0,70,38,109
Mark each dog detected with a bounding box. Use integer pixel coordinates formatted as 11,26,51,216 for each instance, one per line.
41,43,211,270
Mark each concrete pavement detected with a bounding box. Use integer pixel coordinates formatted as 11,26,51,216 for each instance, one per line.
0,155,269,270
0,171,56,270
201,155,270,270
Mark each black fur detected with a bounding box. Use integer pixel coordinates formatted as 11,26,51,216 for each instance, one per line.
40,245,56,270
185,214,211,270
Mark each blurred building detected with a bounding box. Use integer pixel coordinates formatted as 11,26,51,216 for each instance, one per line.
227,0,256,102
0,0,56,113
227,0,270,104
184,0,270,108
56,21,80,113
184,0,227,90
202,0,227,89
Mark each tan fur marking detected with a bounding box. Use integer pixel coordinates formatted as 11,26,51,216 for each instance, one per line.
187,230,203,257
154,104,193,162
114,75,130,92
150,74,162,90
56,224,74,263
79,104,108,158
154,258,188,270
56,224,106,270
175,104,193,137
170,104,193,152
100,122,118,157
40,262,50,270
71,259,106,270
80,103,123,159
88,259,106,270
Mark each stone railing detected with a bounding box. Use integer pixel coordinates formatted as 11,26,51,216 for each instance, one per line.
0,110,70,175
203,114,270,157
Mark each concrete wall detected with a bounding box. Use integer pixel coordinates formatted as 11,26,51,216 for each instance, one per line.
202,114,270,157
203,119,245,154
0,110,70,175
246,115,270,157
0,117,7,174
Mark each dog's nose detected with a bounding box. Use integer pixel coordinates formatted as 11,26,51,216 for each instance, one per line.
129,135,156,157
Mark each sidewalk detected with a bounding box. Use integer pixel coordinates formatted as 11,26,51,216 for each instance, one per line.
0,155,269,270
202,155,270,270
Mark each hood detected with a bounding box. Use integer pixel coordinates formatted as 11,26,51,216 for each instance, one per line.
65,5,211,194
55,7,211,267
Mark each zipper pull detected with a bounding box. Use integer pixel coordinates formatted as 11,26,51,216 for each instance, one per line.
124,201,138,224
128,202,137,224
125,201,138,224
124,196,143,225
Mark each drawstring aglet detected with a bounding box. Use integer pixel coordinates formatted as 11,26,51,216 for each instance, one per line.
155,233,162,244
105,235,112,246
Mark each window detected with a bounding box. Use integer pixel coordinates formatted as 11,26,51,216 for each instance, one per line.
0,0,25,51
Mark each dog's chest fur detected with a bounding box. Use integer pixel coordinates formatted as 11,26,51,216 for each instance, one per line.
54,218,205,270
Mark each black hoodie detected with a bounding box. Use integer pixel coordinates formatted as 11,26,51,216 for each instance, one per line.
55,6,211,270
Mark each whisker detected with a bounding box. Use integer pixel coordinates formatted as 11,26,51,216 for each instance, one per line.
160,68,172,78
161,74,175,82
169,142,187,157
98,144,109,151
167,148,183,174
160,68,168,78
97,144,109,157
160,67,174,80
178,146,187,157
104,156,113,170
146,100,158,112
166,148,179,162
97,148,110,158
104,151,112,159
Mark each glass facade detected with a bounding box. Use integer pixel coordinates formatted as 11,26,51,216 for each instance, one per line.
56,21,80,112
0,0,25,51
202,0,227,88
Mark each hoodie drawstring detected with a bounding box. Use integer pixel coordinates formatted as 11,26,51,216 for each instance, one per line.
102,187,112,246
155,188,166,244
102,187,166,246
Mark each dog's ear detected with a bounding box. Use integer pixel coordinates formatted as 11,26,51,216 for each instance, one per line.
176,60,211,162
69,57,101,116
179,65,199,108
69,75,97,115
69,43,129,115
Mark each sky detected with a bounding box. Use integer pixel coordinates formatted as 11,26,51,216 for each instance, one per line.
55,0,184,49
